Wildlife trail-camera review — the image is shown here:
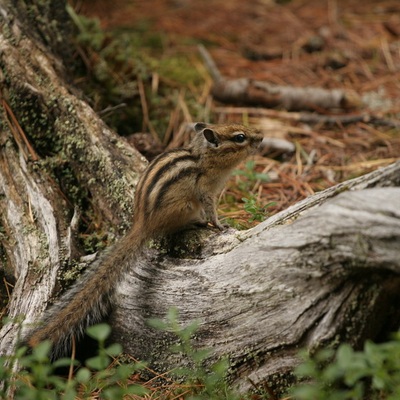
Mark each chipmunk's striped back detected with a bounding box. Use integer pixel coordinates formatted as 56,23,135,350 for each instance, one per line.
135,148,201,219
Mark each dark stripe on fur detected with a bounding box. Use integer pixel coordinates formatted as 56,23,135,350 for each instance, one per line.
152,167,201,212
144,153,200,213
135,148,186,201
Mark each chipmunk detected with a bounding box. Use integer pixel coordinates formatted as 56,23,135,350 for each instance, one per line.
23,122,263,357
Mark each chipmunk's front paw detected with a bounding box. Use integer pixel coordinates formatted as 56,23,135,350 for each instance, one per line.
212,220,229,231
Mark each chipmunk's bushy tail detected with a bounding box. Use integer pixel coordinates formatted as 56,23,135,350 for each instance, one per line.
23,227,144,358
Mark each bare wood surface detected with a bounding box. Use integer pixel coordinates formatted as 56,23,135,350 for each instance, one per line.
111,166,400,392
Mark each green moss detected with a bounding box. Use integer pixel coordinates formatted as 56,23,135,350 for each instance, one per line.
7,82,63,158
68,9,205,139
57,259,86,287
153,55,203,86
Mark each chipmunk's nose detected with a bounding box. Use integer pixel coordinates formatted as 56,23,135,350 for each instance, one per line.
251,135,264,148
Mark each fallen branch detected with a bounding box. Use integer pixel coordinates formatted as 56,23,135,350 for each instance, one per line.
198,44,361,111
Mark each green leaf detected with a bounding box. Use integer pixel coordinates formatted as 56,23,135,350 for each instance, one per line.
52,357,79,369
15,346,28,359
335,344,353,365
211,358,229,375
323,362,342,382
191,348,211,363
76,367,92,383
32,340,52,362
173,366,192,377
86,323,111,341
147,317,168,330
255,172,270,182
102,387,125,399
180,321,200,341
125,384,149,395
61,386,78,400
291,385,323,400
113,364,135,380
167,307,179,324
86,354,110,371
105,343,123,357
295,360,317,378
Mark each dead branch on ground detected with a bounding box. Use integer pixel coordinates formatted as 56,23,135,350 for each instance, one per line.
198,44,361,111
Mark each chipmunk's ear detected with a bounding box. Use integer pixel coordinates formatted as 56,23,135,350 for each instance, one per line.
194,122,207,132
203,128,219,147
194,122,219,147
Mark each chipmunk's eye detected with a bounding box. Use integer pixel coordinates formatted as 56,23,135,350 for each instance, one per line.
233,133,246,143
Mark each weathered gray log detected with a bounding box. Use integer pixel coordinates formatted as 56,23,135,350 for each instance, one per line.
111,181,400,393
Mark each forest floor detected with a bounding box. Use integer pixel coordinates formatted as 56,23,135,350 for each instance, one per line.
76,0,400,226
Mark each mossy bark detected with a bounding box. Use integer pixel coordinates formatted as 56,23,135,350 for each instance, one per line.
0,0,145,355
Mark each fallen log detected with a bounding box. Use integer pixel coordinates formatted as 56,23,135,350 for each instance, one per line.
111,164,400,392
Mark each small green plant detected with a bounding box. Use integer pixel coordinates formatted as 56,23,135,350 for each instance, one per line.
230,160,274,225
74,324,147,399
149,307,240,400
291,334,400,400
5,317,400,399
233,160,270,192
0,322,146,399
242,195,276,223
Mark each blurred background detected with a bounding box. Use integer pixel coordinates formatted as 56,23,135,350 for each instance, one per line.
69,0,400,226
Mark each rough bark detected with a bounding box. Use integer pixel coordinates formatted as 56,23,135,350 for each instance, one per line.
111,167,400,393
0,0,145,355
0,1,400,397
